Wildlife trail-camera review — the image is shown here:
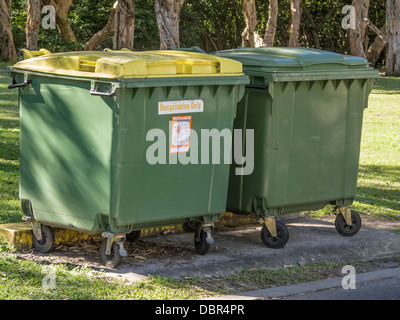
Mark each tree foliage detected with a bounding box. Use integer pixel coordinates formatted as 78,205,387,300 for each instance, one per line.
5,0,388,66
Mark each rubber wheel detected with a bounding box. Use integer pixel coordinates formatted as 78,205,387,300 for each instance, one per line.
260,220,289,249
100,239,123,268
126,230,141,242
194,229,210,255
32,225,55,253
335,210,362,236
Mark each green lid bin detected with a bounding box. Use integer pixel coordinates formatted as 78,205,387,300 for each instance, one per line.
8,49,248,267
211,47,379,248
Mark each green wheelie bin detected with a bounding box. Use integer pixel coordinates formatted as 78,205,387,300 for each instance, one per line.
8,49,248,267
211,47,380,248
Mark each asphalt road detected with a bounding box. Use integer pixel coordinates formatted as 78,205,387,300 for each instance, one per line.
215,267,400,300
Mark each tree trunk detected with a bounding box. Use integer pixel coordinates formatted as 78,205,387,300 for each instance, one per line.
85,2,118,51
154,0,185,49
386,0,400,76
349,0,367,58
241,0,258,47
366,23,386,66
113,0,135,50
289,0,301,47
26,0,41,51
0,0,17,61
263,0,277,47
43,0,76,42
360,0,369,52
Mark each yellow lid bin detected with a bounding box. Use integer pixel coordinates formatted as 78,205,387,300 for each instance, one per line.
9,49,249,267
12,49,244,79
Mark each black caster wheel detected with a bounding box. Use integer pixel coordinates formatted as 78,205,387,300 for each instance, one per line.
100,239,123,268
194,225,215,255
32,225,55,253
260,220,289,248
194,229,210,255
126,230,141,242
335,210,362,236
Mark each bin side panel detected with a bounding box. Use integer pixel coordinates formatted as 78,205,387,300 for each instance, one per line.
110,84,238,229
228,77,373,216
19,76,113,232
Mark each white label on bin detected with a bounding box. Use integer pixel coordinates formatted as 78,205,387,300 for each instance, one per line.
158,99,203,115
170,116,192,153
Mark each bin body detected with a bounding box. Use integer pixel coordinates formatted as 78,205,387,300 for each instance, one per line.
10,50,248,233
213,47,379,216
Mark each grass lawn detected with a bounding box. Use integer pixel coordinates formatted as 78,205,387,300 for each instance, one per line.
0,67,399,299
351,77,400,221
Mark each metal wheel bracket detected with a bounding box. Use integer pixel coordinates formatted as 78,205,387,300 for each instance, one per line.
102,232,126,256
32,220,42,241
195,222,214,243
204,228,214,245
116,241,127,257
339,207,352,226
263,217,277,238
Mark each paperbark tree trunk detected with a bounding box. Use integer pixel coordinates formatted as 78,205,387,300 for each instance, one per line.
263,0,277,47
113,0,135,50
360,0,369,52
366,23,386,66
154,0,185,49
0,0,17,61
43,0,76,42
386,0,400,76
85,2,118,51
241,0,258,47
288,0,301,47
26,0,41,51
349,0,368,58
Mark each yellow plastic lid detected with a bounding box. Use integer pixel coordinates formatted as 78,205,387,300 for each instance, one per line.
11,49,244,79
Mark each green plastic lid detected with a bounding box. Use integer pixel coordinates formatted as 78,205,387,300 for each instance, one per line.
213,47,380,82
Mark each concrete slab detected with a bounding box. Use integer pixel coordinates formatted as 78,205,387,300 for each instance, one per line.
103,217,400,283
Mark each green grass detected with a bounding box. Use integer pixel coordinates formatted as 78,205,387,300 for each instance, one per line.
0,68,20,224
351,77,400,220
0,252,213,300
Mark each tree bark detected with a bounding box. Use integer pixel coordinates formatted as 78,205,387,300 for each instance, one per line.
263,0,277,47
386,0,400,76
360,0,369,52
43,0,76,42
154,0,185,49
113,0,135,50
85,2,118,51
241,0,258,47
349,0,367,58
26,0,41,51
288,0,301,47
0,0,17,61
366,23,386,66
